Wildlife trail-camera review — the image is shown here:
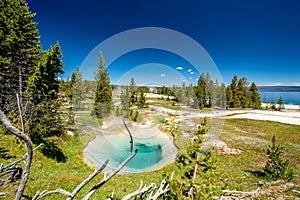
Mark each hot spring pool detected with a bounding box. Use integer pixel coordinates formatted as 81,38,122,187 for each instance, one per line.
83,132,177,173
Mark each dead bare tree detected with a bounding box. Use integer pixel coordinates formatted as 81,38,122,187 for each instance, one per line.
121,178,170,200
0,113,170,199
0,143,43,186
0,110,33,200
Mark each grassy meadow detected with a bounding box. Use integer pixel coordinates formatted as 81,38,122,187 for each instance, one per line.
1,117,299,199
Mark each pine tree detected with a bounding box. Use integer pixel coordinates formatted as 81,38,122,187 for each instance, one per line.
120,86,130,113
185,83,194,106
277,96,284,111
28,42,64,104
27,42,64,144
225,86,233,109
0,0,41,114
248,82,261,109
129,77,137,107
138,91,146,108
270,100,277,110
166,125,221,199
67,71,77,100
237,77,248,108
217,83,226,108
230,75,240,108
264,135,293,181
94,52,112,118
196,73,207,109
73,66,85,110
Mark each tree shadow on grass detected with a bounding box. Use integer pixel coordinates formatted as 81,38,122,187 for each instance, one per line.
41,142,67,163
0,147,16,160
244,169,265,178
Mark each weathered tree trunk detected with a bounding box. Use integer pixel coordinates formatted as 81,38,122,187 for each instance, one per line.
0,110,33,200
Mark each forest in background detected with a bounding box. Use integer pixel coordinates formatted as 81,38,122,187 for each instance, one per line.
0,0,297,199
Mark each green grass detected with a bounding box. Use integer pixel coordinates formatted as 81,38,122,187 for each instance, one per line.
1,118,299,199
218,119,300,198
75,111,103,127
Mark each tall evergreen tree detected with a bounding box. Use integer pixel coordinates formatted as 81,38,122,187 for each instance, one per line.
225,86,233,109
94,52,112,118
129,77,137,106
67,71,77,99
138,91,146,108
185,83,194,106
216,82,226,108
196,73,207,109
120,86,130,112
27,42,64,104
72,66,86,110
0,0,41,114
230,75,240,108
237,77,248,108
248,82,261,109
27,42,64,144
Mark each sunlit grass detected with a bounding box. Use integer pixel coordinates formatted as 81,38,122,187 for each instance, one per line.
1,118,299,199
218,119,300,197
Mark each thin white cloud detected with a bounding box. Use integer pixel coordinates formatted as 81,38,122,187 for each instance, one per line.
160,74,166,77
190,71,194,75
176,66,183,70
188,69,192,72
189,77,192,80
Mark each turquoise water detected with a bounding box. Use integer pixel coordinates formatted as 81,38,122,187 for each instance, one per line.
114,143,163,169
83,133,177,173
259,90,300,105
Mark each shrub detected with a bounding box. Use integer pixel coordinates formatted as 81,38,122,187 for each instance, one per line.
264,135,293,181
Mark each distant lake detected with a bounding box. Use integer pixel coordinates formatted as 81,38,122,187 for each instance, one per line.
259,90,300,105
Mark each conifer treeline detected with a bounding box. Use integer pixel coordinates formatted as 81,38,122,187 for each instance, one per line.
225,75,261,109
0,0,66,160
155,72,261,109
195,73,261,109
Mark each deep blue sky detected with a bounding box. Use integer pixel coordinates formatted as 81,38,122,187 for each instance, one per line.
27,0,300,86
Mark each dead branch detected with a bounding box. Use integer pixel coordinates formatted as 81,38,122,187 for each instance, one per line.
33,189,72,200
16,93,24,133
292,189,300,194
32,160,109,200
31,118,137,200
2,143,43,171
122,178,170,200
188,152,200,198
147,179,170,200
0,110,33,200
0,144,43,186
222,189,258,195
0,192,9,196
122,180,155,200
122,118,133,152
0,167,22,185
221,182,295,198
83,149,138,200
66,159,109,200
83,119,138,200
1,113,171,200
